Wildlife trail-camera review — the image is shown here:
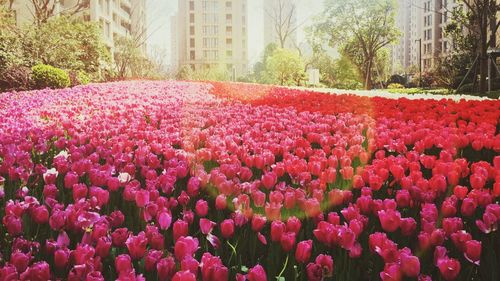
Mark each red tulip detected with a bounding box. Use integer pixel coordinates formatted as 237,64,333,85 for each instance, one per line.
251,215,267,232
400,254,420,277
315,254,334,276
112,228,129,247
286,216,301,234
184,192,203,211
158,211,172,230
20,261,50,281
174,236,199,261
400,217,416,236
270,220,286,242
470,173,486,189
115,254,133,274
248,264,267,281
200,253,228,281
261,172,277,189
437,257,461,281
173,220,189,241
54,248,70,269
380,263,402,281
220,219,235,239
11,251,30,273
126,232,148,259
464,240,481,264
280,231,296,252
187,177,200,196
306,263,323,281
145,250,163,271
180,256,199,276
461,198,477,217
157,257,176,281
172,270,196,281
215,194,227,210
378,209,401,232
295,240,313,263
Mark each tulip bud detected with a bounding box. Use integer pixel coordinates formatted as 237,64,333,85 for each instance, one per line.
295,240,313,263
220,219,235,239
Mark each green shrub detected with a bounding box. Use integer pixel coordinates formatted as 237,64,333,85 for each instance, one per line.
69,70,91,86
387,83,404,89
76,71,91,85
31,64,70,89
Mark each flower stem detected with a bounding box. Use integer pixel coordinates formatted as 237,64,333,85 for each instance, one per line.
277,254,289,280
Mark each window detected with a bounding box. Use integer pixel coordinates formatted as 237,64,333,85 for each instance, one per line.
190,38,195,48
203,38,218,48
226,50,233,57
190,13,195,24
190,26,195,35
203,25,219,35
226,38,232,45
190,1,194,10
203,50,219,59
226,1,232,8
190,51,196,60
203,13,218,24
226,26,232,35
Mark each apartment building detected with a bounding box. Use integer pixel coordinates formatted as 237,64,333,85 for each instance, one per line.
170,14,179,71
391,0,412,73
391,0,457,73
174,0,249,79
263,0,298,49
8,0,146,54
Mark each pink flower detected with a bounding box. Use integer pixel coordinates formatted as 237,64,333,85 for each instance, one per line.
295,240,313,263
172,270,196,281
220,219,235,239
126,232,148,259
248,264,267,281
378,209,401,232
174,236,199,261
437,257,461,281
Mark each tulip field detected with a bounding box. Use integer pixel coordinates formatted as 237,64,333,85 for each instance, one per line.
0,81,499,281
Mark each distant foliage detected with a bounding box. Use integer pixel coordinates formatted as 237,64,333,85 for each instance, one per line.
31,64,71,89
387,83,404,89
176,65,230,82
265,48,306,86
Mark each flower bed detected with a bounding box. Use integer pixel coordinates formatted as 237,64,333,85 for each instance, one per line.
0,81,499,281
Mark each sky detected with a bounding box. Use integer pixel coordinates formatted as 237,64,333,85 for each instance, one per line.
146,0,324,67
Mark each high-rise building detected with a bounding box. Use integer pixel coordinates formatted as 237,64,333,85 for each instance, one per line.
391,0,412,73
263,0,298,49
391,0,457,73
174,0,248,79
170,14,179,70
7,0,146,54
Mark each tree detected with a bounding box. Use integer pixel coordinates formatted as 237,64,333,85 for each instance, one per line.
21,15,109,76
265,0,300,48
266,48,305,86
0,6,23,71
17,0,90,26
446,1,499,94
312,0,399,89
253,43,278,84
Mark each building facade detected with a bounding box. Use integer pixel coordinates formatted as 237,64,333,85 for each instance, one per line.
263,0,298,49
8,0,146,54
174,0,248,79
391,0,458,73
